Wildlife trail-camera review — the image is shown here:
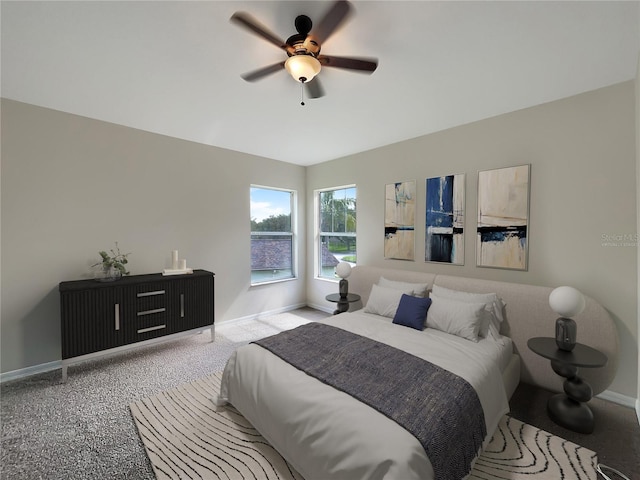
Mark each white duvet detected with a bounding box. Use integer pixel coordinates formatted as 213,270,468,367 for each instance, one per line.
215,311,510,480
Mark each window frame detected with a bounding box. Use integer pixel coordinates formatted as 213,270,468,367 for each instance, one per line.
316,184,357,280
250,185,297,286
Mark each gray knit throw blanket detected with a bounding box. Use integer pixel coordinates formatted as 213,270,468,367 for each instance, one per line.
254,322,486,480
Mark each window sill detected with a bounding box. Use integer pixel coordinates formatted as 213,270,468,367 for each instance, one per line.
250,277,298,287
316,276,339,284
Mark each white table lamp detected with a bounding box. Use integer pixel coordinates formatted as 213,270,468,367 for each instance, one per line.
549,286,585,351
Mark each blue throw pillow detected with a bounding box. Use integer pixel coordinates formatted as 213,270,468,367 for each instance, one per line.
392,294,432,330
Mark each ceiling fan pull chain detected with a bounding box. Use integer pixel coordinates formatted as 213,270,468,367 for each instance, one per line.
300,80,306,106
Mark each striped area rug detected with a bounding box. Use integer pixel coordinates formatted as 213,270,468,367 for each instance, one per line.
129,372,598,480
469,416,597,479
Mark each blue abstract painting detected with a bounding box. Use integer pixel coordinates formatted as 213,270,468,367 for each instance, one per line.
477,165,530,270
425,174,465,264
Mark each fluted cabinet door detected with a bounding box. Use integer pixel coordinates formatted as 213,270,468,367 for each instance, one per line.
170,275,214,334
61,290,93,359
61,288,126,358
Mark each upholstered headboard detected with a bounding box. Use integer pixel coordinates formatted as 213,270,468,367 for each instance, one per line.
347,265,619,395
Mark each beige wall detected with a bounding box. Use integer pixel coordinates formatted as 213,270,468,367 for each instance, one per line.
1,99,307,374
307,81,637,399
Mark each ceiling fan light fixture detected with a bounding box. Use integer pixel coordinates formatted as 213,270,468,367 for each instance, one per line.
285,55,321,83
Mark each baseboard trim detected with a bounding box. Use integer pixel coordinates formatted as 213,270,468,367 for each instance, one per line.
306,302,334,314
0,360,62,383
596,389,638,410
215,303,309,327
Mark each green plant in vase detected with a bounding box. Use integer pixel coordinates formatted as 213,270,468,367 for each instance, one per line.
92,242,131,281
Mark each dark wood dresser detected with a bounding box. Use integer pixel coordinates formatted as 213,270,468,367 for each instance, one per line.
59,269,214,380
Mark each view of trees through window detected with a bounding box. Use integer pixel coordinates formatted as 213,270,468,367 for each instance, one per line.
250,214,290,232
318,186,356,278
250,186,295,284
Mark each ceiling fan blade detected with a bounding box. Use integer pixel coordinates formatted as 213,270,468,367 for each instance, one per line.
230,12,290,52
311,0,353,45
241,61,285,82
318,55,378,73
306,78,325,99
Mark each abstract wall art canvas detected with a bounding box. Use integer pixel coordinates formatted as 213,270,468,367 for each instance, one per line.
425,174,465,265
476,164,530,270
384,181,416,260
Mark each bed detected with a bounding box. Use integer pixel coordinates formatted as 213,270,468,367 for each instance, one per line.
215,266,619,480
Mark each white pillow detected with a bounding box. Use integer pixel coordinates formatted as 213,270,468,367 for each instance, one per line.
430,291,495,340
364,284,413,318
431,284,506,340
426,297,486,342
378,277,429,298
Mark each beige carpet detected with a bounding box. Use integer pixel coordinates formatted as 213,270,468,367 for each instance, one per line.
130,372,598,480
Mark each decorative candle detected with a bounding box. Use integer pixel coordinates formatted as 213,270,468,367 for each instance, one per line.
171,250,179,270
179,259,187,270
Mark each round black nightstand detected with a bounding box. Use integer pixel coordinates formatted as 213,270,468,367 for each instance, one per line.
325,293,361,315
527,337,607,434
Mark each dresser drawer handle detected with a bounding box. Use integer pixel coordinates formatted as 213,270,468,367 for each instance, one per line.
137,290,165,297
137,308,166,316
137,324,166,334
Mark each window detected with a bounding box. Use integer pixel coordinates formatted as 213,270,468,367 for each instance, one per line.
251,186,296,285
317,186,356,279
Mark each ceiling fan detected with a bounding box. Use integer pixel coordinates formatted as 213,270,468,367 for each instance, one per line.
230,0,378,103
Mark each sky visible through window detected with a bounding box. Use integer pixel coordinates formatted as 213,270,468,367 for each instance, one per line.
250,187,291,222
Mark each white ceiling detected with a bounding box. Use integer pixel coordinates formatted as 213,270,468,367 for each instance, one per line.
2,1,639,166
